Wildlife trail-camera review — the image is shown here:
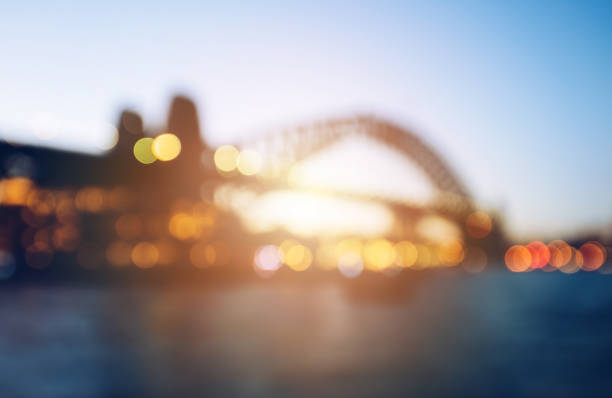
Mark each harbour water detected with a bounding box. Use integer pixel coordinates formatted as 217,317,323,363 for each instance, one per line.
1,268,612,397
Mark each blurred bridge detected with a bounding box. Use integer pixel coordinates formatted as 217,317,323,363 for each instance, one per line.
229,115,474,222
0,95,505,280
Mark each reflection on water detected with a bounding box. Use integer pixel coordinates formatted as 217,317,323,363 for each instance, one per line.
1,268,612,397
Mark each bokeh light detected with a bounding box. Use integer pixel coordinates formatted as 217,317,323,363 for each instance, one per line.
394,241,418,268
526,241,550,269
280,240,312,271
579,242,606,271
437,240,465,267
415,244,435,269
152,133,181,161
363,238,395,272
505,245,532,272
133,137,156,164
335,238,363,263
548,240,572,268
214,145,240,173
0,177,33,206
254,244,282,278
558,248,582,274
168,212,199,240
131,242,159,269
237,149,263,176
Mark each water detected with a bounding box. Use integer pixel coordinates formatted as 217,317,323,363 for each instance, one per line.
1,269,612,397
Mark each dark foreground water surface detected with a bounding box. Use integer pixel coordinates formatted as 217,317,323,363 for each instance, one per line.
1,269,612,397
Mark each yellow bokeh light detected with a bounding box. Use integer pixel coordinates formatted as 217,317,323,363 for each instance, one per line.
214,145,239,173
168,212,198,240
152,133,181,161
438,240,465,266
279,239,298,257
237,149,262,176
363,238,395,271
415,244,435,268
335,238,363,258
0,177,33,206
133,137,156,164
394,241,418,268
281,240,312,272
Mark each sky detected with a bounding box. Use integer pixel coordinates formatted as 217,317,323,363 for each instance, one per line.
0,0,611,239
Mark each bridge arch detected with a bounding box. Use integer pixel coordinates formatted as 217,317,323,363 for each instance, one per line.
242,115,472,209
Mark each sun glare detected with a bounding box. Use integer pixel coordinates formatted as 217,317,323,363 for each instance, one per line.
234,189,394,238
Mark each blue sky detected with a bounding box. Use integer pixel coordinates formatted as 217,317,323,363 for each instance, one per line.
1,0,611,239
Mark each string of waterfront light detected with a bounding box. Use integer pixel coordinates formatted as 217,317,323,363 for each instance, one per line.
0,175,607,277
0,134,607,280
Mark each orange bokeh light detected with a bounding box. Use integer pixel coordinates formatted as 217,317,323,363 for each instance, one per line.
526,241,550,269
548,240,572,268
131,242,159,269
579,242,606,271
505,245,531,272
